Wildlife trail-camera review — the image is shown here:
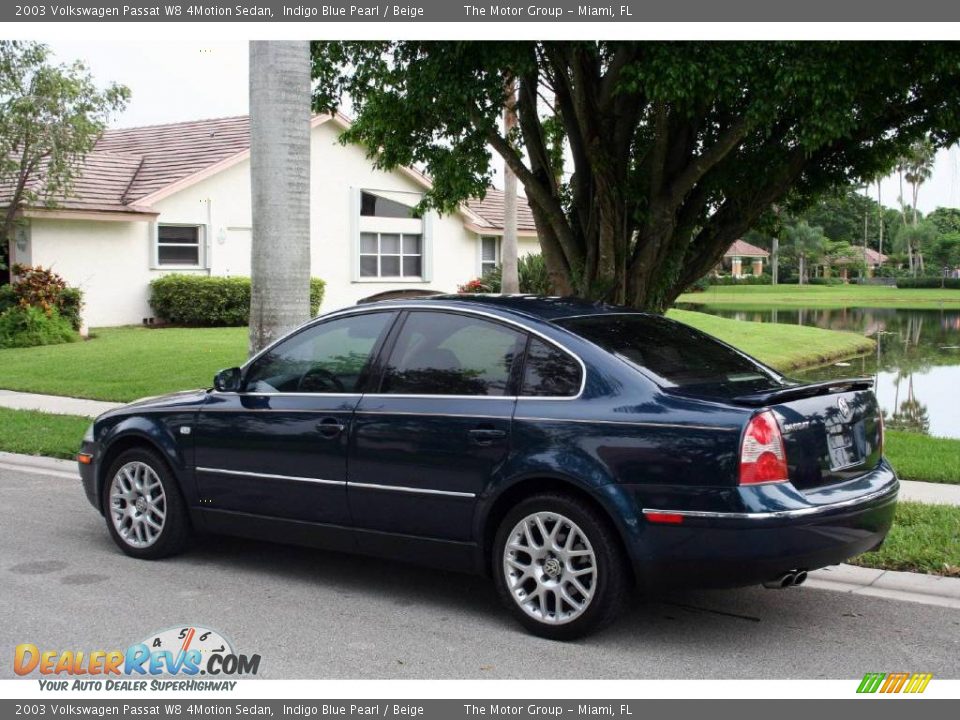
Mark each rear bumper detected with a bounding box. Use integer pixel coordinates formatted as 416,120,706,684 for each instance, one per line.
626,461,899,589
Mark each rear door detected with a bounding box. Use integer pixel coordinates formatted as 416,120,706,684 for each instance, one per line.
348,310,527,542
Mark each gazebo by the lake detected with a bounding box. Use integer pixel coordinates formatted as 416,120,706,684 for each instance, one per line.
722,239,770,277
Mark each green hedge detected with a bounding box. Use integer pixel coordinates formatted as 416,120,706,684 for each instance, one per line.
896,277,960,289
149,275,326,326
710,274,772,286
807,277,846,286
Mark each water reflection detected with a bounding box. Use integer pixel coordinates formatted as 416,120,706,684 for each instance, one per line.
677,304,960,438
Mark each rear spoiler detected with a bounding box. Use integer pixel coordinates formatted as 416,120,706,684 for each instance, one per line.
732,377,874,407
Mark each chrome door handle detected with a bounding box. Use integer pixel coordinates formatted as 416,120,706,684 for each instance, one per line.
316,417,346,438
469,428,506,444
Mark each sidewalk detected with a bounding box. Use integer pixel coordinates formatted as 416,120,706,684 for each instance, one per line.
0,389,122,418
1,389,959,505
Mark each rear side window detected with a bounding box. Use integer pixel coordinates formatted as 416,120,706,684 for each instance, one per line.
380,311,526,396
521,338,582,397
556,314,779,392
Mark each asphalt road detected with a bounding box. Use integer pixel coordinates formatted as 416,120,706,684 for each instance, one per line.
2,465,958,680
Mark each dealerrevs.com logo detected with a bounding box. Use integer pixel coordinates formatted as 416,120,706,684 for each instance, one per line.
14,626,260,691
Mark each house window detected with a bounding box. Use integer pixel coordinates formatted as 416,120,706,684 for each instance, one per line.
359,232,422,278
157,225,202,266
480,236,499,276
360,191,419,219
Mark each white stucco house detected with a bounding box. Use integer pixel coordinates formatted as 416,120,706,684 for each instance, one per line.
4,113,541,328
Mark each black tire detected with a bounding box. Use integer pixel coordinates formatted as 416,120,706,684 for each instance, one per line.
492,492,630,640
101,447,190,560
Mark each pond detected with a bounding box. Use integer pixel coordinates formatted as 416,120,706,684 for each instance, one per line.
678,304,960,439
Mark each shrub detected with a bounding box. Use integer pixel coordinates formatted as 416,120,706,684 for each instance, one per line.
9,265,84,330
0,284,15,314
0,306,78,349
684,276,711,293
807,276,845,286
896,277,960,289
149,275,327,326
710,273,772,286
459,254,553,295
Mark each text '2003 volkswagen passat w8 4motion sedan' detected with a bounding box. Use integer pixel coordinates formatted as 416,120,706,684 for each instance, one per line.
77,295,897,639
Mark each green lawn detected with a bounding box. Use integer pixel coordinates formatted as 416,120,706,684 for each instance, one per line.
0,313,874,402
851,501,960,577
886,431,960,485
668,309,874,371
0,326,247,402
677,283,960,309
0,407,90,460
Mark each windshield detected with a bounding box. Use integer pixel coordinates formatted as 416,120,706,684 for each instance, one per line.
556,314,784,394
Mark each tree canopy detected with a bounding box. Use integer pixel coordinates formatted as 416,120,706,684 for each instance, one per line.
0,41,129,271
311,41,960,311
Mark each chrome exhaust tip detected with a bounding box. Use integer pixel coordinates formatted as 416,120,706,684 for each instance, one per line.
792,570,808,586
763,572,796,589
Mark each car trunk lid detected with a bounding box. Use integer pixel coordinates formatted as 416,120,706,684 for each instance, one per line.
743,382,883,491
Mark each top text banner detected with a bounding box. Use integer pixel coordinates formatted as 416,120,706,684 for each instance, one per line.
9,0,960,22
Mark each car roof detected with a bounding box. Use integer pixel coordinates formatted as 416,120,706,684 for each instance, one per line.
351,294,647,322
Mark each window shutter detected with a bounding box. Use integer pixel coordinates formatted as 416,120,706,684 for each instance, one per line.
349,187,361,282
422,210,434,282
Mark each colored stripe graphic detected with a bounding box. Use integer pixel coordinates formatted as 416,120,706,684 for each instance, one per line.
857,672,932,694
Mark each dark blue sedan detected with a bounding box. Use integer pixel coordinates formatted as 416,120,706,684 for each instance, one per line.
77,295,898,639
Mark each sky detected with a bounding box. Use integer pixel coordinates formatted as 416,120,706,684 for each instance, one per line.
50,40,960,213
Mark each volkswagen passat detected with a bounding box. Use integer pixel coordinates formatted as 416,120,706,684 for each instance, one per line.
78,296,898,639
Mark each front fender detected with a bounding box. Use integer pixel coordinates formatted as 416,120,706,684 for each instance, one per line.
94,412,197,511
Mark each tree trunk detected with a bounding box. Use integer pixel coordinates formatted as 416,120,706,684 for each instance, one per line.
771,237,779,285
500,78,520,294
799,253,805,285
248,41,312,357
877,180,884,261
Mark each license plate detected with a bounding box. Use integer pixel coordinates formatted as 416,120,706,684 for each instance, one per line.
826,421,863,470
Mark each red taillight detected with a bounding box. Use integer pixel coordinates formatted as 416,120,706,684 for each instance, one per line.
739,410,789,485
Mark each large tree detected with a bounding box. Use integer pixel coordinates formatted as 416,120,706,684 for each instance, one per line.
311,41,960,311
0,41,128,278
248,41,312,355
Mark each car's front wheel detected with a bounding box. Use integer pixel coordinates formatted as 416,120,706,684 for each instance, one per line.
102,448,190,559
493,493,629,640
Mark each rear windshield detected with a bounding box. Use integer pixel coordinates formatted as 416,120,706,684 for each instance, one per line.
556,314,783,393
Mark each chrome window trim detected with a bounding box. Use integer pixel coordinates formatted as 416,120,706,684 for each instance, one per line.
354,409,507,420
642,481,898,521
349,481,475,499
239,303,588,401
196,467,345,486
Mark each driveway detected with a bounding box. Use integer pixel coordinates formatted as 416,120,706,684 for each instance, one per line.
1,465,958,679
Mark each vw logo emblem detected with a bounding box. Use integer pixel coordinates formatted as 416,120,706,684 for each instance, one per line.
837,397,851,419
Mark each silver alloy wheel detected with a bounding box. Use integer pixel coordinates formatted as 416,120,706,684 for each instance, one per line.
109,461,166,548
502,511,597,625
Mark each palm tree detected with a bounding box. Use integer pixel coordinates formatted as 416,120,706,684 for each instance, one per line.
784,221,826,285
898,138,936,274
500,77,519,294
248,41,312,356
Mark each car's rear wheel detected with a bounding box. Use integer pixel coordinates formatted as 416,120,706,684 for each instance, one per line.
102,448,190,559
493,492,629,640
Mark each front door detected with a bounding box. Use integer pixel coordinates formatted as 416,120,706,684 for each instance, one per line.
193,311,396,527
349,310,526,542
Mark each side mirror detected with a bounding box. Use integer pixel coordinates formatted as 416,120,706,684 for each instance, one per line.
213,367,242,393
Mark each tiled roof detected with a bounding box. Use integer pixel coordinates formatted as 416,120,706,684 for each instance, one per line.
465,188,538,232
3,114,538,231
834,246,890,265
724,239,770,258
95,115,250,201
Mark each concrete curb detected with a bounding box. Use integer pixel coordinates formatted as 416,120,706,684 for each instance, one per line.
0,451,78,480
899,478,960,506
807,564,960,609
